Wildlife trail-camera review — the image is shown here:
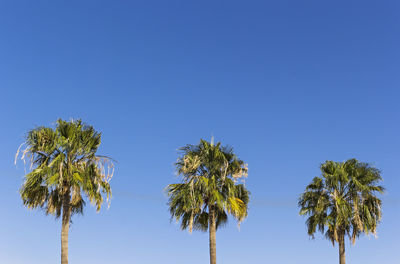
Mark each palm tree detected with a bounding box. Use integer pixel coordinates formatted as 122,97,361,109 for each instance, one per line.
298,159,384,264
166,139,249,264
16,119,114,264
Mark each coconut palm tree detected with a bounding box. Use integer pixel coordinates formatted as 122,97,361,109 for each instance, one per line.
16,119,114,264
298,159,384,264
166,139,249,264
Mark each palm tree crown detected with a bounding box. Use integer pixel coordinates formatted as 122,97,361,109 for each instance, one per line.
167,139,249,233
299,159,383,245
17,119,113,215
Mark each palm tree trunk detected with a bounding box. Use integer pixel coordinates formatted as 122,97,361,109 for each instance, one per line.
61,189,71,264
209,206,217,264
338,232,346,264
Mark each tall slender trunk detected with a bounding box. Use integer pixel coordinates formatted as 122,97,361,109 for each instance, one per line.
209,206,217,264
61,188,71,264
338,232,346,264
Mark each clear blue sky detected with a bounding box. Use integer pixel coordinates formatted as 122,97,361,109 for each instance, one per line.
0,1,399,263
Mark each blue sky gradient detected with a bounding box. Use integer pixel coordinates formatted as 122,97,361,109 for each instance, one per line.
0,1,399,263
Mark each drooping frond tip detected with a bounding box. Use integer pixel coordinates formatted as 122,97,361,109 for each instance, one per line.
94,156,115,184
15,142,32,173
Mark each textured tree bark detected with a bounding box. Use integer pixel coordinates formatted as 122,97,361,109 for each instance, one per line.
61,189,71,264
339,233,346,264
209,206,217,264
